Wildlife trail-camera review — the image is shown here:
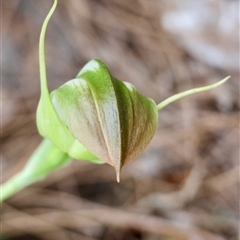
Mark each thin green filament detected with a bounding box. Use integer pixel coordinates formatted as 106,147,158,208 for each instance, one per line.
39,0,58,97
157,76,230,111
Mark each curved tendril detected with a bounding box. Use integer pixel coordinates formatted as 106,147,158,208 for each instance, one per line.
157,76,230,111
39,0,58,97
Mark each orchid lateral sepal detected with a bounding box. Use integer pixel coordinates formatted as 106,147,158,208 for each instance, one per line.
157,76,230,111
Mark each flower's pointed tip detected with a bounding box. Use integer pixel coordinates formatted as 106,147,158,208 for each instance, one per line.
114,165,121,183
116,170,121,183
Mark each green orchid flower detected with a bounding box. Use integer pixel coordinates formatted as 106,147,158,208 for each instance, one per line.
38,58,158,181
0,0,229,201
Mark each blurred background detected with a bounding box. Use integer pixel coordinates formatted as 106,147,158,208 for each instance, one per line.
1,0,239,240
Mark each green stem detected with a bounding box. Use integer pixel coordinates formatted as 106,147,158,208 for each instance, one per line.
157,76,230,111
0,173,26,203
39,0,57,97
0,139,71,202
